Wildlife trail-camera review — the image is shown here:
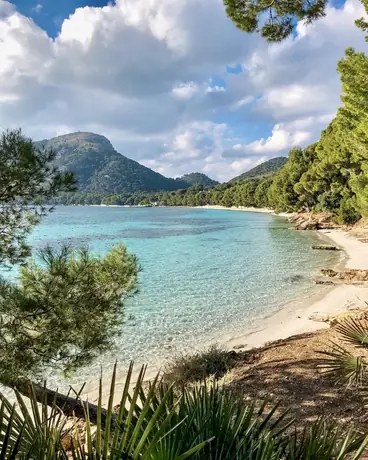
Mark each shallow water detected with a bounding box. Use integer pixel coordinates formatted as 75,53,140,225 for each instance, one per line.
3,206,339,388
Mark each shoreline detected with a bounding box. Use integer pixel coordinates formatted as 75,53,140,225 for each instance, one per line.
93,227,367,405
45,206,368,405
200,208,368,350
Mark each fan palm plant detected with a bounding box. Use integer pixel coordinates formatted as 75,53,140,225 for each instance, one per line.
0,363,365,459
319,315,368,389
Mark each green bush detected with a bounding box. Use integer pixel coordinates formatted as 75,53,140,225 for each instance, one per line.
162,344,237,387
337,197,361,224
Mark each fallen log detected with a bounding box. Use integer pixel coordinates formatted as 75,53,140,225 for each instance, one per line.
312,245,340,251
13,380,115,428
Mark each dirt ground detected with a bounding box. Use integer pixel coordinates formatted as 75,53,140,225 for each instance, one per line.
229,324,368,432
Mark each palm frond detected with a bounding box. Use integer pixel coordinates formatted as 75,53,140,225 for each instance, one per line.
0,385,69,458
335,318,368,347
140,379,291,460
286,417,367,459
318,341,368,387
71,363,210,459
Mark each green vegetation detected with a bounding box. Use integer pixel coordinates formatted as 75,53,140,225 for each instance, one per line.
223,0,328,42
176,172,219,187
320,315,368,390
0,245,138,386
0,363,366,459
36,132,189,194
163,344,237,387
229,157,288,184
0,129,76,266
0,130,139,421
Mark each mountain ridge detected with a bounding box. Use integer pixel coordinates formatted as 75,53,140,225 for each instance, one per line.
35,132,197,193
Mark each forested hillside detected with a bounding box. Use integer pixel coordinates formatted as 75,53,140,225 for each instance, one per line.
36,132,189,194
176,173,219,187
228,157,288,183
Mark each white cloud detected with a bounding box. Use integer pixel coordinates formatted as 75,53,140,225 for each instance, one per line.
32,4,43,13
222,114,335,159
0,0,366,180
172,82,199,99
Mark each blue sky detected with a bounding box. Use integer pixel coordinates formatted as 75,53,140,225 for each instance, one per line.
14,0,110,36
1,0,366,180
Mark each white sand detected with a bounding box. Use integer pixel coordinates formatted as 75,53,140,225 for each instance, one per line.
223,229,368,350
196,205,275,213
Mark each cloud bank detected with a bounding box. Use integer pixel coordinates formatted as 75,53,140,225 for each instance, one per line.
0,0,366,180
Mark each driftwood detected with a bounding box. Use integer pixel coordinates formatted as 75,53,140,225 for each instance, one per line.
13,380,115,427
312,245,340,251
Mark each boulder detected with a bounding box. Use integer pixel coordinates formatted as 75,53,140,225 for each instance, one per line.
295,220,318,230
309,313,330,322
321,268,368,282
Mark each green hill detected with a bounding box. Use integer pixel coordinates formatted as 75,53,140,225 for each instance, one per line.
228,157,288,184
36,132,188,194
177,173,219,187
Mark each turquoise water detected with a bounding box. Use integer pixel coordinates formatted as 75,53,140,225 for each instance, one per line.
3,206,338,386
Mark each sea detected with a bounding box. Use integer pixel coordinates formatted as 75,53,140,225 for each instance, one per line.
2,206,339,390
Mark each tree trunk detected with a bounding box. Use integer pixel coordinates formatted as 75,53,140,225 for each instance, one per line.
13,380,115,427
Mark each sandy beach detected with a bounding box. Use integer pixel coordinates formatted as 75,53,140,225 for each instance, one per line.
195,206,368,348
225,229,368,350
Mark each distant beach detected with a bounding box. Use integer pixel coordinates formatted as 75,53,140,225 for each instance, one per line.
193,206,368,350
223,229,368,350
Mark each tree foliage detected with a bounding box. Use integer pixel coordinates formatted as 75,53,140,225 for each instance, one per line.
224,0,328,41
0,130,139,410
223,0,367,41
0,245,139,385
0,129,76,267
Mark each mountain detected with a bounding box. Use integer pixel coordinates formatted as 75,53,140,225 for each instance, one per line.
36,132,188,194
228,157,288,184
177,173,219,187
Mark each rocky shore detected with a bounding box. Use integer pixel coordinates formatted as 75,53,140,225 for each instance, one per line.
288,212,344,230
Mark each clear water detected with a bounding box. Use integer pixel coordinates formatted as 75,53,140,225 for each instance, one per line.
2,206,339,389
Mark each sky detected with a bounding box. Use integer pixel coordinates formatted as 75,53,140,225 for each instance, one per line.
0,0,367,181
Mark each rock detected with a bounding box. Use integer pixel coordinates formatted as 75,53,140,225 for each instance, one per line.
313,279,336,285
309,313,330,322
291,212,342,231
233,344,246,350
284,274,303,283
295,220,318,230
61,434,74,452
321,268,339,278
321,268,368,282
312,244,340,250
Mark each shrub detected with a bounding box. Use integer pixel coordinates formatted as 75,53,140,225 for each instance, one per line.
337,197,361,224
162,344,237,387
